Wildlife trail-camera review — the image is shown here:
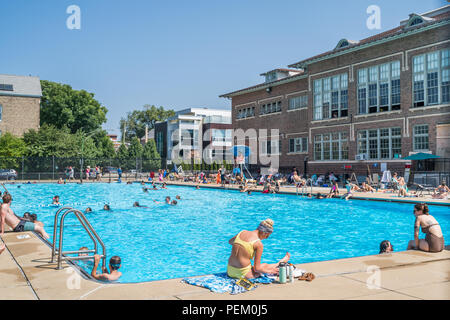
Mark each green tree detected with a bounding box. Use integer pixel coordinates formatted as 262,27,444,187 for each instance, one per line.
142,139,161,170
0,132,27,169
40,80,108,134
120,105,175,141
92,131,116,158
23,124,99,158
116,143,129,160
128,137,144,159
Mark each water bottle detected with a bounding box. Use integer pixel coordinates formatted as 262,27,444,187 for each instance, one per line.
288,265,295,283
278,262,287,284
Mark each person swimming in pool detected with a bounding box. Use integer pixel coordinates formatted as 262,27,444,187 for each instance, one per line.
52,195,61,205
133,201,149,208
227,218,290,279
85,207,93,213
103,204,111,211
379,240,393,254
91,254,122,281
176,195,181,200
170,200,177,205
153,196,171,205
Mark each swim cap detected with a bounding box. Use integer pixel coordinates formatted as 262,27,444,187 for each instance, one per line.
257,218,274,233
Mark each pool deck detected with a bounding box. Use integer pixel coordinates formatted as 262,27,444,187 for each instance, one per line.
1,226,449,300
1,180,449,300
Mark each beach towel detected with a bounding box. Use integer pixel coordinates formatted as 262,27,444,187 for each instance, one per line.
181,272,275,295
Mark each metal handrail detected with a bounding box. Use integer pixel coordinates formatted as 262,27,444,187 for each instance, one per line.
296,178,313,197
52,208,106,270
51,207,73,262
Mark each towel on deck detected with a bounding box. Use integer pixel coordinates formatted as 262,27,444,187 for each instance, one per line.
181,272,275,295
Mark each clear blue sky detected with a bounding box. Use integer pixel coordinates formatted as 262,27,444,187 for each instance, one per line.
1,0,445,135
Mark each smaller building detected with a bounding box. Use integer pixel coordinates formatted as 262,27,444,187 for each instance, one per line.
107,134,122,151
0,74,42,137
154,108,232,165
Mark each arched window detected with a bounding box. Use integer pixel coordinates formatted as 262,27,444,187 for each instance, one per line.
335,39,358,50
409,17,423,26
336,39,349,49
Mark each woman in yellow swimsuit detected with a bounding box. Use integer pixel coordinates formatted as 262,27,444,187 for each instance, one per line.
227,219,290,279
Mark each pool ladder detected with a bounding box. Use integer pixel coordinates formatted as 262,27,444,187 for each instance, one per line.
50,207,106,270
296,178,313,197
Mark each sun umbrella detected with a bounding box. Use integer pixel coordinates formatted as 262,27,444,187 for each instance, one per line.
401,152,441,160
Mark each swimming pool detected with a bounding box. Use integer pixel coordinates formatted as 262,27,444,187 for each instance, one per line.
8,182,450,283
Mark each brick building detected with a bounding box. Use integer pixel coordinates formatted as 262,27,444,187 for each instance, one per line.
0,74,42,137
220,6,450,177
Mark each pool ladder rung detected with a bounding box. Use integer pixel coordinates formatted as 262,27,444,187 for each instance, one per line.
50,207,107,271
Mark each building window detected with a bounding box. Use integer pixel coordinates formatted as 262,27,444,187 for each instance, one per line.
237,106,255,119
0,84,13,91
288,95,308,110
357,127,402,159
0,104,2,121
313,132,348,160
413,49,450,107
260,101,282,115
313,73,348,120
357,60,401,114
260,139,280,155
156,131,164,155
289,137,308,153
413,124,429,151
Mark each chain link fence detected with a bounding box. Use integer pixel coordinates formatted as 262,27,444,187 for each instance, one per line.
0,157,235,182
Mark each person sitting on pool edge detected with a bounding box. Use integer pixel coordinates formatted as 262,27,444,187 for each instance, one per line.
407,203,444,253
379,240,393,254
227,218,290,279
0,193,50,239
91,254,122,281
23,212,44,228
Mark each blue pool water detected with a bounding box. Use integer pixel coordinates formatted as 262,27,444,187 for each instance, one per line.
7,182,450,283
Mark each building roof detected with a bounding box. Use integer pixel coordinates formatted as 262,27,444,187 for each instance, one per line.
220,5,450,98
219,72,307,98
288,6,450,68
259,68,304,76
0,74,42,98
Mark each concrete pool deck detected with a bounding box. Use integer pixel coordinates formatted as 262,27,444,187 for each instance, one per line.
1,225,449,300
0,180,448,300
